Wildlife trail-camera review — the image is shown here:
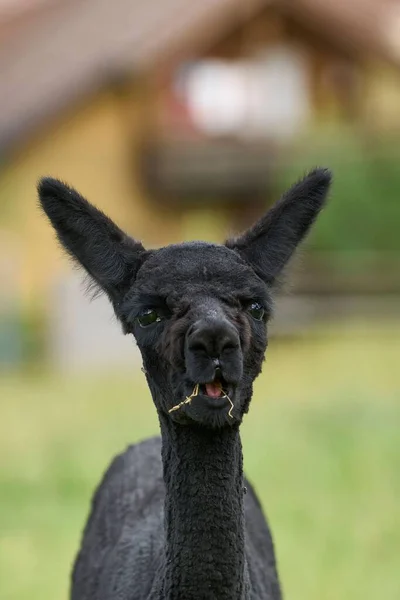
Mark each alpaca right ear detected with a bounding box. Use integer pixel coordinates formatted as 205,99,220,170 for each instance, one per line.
38,178,146,301
225,168,332,284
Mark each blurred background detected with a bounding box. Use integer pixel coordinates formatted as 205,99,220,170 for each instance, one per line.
0,0,399,598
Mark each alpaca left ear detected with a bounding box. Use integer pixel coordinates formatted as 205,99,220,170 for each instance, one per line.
225,168,332,284
38,178,147,302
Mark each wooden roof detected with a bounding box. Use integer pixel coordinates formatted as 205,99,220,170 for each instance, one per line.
1,0,399,152
0,0,264,152
283,0,400,62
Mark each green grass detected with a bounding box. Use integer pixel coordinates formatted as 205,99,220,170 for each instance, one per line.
1,322,399,600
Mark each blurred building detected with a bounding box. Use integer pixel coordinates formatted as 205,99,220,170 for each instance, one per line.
1,0,400,368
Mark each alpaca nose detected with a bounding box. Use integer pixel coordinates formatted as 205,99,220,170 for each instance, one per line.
187,318,240,360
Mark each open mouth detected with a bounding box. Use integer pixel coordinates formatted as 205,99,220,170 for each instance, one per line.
169,376,235,418
199,372,235,401
201,379,225,398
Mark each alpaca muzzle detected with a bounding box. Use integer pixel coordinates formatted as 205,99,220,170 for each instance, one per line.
168,381,235,419
184,313,243,391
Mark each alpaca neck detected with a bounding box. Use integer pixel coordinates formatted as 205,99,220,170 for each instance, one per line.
159,415,247,600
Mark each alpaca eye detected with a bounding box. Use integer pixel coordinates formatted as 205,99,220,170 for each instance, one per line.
248,302,265,321
137,309,161,327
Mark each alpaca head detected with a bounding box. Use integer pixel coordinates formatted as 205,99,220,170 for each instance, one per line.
38,168,331,428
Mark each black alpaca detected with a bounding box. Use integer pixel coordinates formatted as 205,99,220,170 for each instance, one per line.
38,168,332,600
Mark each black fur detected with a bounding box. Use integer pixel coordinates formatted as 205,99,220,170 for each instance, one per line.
38,168,332,599
226,168,331,283
37,178,148,304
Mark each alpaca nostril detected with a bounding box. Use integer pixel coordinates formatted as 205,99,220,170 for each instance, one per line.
188,340,208,354
187,323,197,338
221,340,239,352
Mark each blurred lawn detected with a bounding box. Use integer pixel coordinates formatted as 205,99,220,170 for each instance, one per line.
0,322,399,600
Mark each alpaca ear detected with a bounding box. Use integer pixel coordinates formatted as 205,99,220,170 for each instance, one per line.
38,178,146,300
225,168,332,284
